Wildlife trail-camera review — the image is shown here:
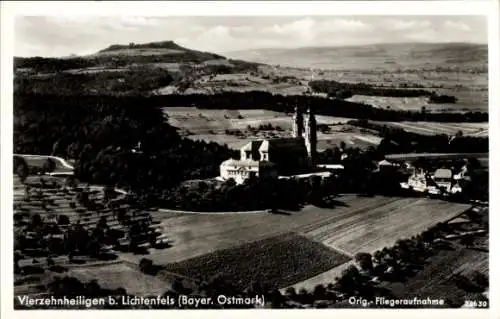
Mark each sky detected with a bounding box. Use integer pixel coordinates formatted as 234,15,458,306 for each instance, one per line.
14,15,487,57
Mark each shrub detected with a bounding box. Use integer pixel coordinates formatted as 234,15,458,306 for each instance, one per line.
139,258,155,275
57,214,70,225
355,252,373,271
285,287,297,299
472,271,489,288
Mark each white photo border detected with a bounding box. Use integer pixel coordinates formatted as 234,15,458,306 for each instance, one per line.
1,1,498,319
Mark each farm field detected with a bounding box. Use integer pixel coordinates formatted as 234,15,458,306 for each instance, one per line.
123,195,471,289
163,107,487,152
372,121,488,137
226,43,488,113
346,90,487,114
384,245,488,303
164,233,350,290
157,73,309,96
163,107,380,150
68,263,170,296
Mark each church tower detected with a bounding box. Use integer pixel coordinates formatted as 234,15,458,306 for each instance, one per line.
304,106,317,165
292,105,304,138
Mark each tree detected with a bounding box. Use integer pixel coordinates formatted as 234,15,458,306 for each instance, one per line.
139,258,154,275
269,289,283,308
31,213,43,228
297,288,311,305
340,141,347,152
57,214,70,226
47,257,55,267
460,234,474,248
337,265,361,294
51,139,61,156
65,176,78,189
313,284,326,300
14,250,23,274
373,250,384,264
16,162,30,184
472,271,488,288
284,287,297,300
355,252,373,272
103,185,116,203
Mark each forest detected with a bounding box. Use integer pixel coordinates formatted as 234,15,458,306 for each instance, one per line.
14,93,237,192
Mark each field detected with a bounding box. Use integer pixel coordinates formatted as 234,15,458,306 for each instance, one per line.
121,195,471,289
372,121,488,137
226,43,488,113
347,91,487,114
163,107,381,150
163,107,488,152
384,245,488,303
156,72,309,95
164,233,350,290
68,263,170,296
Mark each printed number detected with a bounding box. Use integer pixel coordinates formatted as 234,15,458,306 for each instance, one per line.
464,300,488,308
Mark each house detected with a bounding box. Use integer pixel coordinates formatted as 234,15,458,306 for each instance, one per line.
432,168,453,192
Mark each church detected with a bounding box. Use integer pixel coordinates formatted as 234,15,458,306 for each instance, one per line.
220,106,318,184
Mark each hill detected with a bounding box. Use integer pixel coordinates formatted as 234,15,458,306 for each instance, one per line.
14,40,262,95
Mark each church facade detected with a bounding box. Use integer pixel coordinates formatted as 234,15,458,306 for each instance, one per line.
220,106,318,184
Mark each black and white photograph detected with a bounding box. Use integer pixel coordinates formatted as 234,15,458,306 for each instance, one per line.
1,0,498,316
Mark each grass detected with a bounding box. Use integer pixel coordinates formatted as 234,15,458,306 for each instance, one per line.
163,232,350,290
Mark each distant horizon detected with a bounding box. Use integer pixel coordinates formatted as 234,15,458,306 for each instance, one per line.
15,16,487,58
14,40,487,58
220,40,487,54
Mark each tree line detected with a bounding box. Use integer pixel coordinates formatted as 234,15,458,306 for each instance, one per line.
309,79,457,103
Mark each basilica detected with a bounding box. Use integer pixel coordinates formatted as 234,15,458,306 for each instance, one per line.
220,106,318,184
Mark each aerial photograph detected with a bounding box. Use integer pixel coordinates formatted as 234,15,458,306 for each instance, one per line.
11,13,489,309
